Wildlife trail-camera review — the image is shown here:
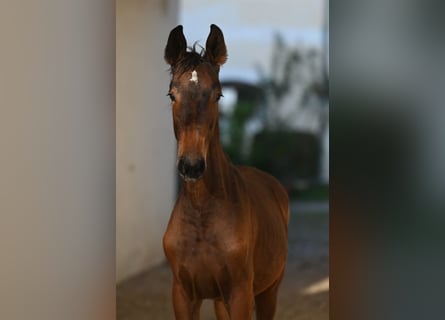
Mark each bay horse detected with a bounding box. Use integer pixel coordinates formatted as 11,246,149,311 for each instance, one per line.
163,24,289,320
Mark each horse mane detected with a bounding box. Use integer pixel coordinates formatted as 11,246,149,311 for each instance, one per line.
171,43,207,75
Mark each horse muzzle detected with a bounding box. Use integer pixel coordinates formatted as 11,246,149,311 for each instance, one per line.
177,155,206,181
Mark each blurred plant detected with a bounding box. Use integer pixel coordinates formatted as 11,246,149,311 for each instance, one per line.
257,34,328,133
249,129,321,190
222,100,255,164
220,31,329,190
252,34,327,188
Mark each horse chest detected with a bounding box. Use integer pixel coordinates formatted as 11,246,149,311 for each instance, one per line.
169,201,231,253
173,216,227,262
166,219,235,299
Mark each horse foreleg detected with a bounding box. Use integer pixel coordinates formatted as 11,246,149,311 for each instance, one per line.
214,299,230,320
254,269,285,320
172,279,202,320
227,284,254,320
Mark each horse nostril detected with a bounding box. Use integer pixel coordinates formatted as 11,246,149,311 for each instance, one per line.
177,156,206,180
197,158,205,172
193,158,205,177
177,156,187,176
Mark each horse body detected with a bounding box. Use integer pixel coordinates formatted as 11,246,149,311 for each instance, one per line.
162,24,289,319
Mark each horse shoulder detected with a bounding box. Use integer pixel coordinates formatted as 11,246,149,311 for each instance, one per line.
236,166,289,224
163,201,184,259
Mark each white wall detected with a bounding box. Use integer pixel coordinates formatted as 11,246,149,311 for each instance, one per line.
180,0,326,83
117,0,178,282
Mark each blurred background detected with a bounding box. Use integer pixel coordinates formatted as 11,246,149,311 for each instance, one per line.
117,0,329,319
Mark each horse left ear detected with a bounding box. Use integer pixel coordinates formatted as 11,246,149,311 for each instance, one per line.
204,24,227,67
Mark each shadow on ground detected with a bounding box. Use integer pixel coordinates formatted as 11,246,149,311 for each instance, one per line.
117,201,329,319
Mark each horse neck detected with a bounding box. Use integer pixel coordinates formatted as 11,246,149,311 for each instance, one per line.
205,124,233,191
182,123,235,206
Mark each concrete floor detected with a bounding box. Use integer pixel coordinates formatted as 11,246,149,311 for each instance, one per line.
117,202,328,319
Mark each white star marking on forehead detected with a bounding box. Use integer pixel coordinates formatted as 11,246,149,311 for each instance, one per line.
189,70,198,84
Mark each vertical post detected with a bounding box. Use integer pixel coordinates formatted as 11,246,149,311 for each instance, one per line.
0,1,115,319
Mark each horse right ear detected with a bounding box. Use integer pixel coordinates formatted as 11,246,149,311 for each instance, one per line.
165,25,187,66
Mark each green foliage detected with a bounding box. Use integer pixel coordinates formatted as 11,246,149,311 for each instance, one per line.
249,130,320,186
290,184,329,201
223,100,255,164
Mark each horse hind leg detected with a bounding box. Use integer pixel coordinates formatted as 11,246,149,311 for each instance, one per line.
254,270,285,320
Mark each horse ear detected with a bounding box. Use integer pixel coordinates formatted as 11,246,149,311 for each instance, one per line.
204,24,227,66
165,25,187,66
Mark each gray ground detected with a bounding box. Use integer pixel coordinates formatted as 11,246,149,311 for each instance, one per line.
117,201,328,319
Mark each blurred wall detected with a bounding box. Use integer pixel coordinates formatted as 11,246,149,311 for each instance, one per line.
117,0,178,282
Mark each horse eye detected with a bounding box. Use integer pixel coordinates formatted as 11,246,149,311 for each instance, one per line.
216,94,223,102
167,93,176,102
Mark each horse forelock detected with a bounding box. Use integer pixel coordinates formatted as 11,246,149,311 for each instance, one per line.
170,44,214,76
